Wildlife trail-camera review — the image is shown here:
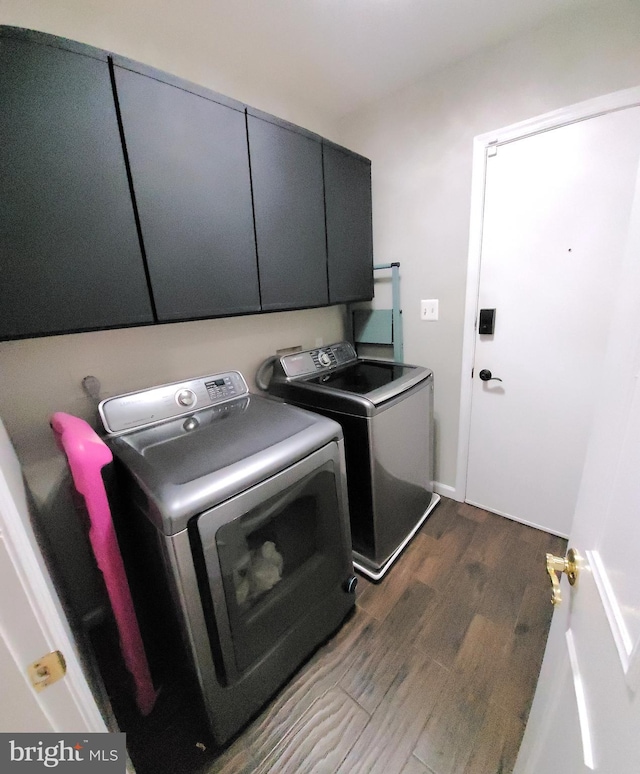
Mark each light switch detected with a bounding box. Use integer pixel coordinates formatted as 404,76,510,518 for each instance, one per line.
421,299,439,321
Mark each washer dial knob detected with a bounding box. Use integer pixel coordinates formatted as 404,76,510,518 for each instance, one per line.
318,350,332,367
176,388,196,407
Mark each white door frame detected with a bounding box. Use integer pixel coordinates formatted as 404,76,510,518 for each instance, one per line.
454,85,640,505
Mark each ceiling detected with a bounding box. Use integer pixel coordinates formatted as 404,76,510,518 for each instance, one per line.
3,0,602,120
159,0,599,117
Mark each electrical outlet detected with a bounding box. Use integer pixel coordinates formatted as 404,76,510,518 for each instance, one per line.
421,299,439,321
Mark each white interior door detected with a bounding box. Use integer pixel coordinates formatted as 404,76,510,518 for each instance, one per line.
0,417,106,733
466,106,640,536
514,153,640,773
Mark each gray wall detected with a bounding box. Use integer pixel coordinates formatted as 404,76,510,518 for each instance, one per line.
336,0,640,494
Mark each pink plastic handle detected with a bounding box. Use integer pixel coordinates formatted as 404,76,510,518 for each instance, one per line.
51,412,158,716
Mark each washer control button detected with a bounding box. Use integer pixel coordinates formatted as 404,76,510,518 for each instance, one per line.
176,389,196,407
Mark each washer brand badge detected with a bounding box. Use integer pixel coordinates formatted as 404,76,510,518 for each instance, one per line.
2,734,126,772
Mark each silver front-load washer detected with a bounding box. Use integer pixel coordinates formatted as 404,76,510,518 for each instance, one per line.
261,341,440,580
99,371,356,746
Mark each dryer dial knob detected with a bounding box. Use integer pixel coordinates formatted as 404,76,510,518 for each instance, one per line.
318,351,332,367
176,389,196,407
343,576,358,594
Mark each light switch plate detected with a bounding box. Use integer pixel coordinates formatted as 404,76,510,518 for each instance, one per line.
421,299,439,321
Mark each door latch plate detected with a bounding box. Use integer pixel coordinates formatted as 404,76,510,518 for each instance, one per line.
28,650,66,692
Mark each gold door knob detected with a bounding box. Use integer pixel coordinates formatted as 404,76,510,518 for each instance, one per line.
546,548,580,606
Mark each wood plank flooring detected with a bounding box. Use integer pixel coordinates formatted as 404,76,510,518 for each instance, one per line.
128,497,566,774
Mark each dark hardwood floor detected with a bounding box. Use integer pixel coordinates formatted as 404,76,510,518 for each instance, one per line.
127,497,566,774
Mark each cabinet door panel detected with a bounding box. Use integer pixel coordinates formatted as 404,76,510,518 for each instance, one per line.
114,66,260,320
324,145,373,303
0,38,153,339
248,116,328,310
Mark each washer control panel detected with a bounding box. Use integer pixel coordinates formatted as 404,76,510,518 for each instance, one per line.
100,371,249,434
280,341,357,378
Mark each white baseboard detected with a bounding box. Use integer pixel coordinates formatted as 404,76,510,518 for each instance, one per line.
433,482,460,501
465,498,569,538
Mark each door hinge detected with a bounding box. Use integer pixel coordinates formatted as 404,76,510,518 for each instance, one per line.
28,650,67,692
487,141,498,158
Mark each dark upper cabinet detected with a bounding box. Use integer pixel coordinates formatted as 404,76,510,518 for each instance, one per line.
323,143,374,304
113,61,260,321
0,32,153,340
0,27,375,339
248,112,329,310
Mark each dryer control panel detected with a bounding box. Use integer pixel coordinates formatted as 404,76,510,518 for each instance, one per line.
99,371,249,434
280,341,357,378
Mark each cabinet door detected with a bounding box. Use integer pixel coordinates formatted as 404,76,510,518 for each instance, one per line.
248,114,328,310
0,37,153,339
113,65,260,320
323,144,374,303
